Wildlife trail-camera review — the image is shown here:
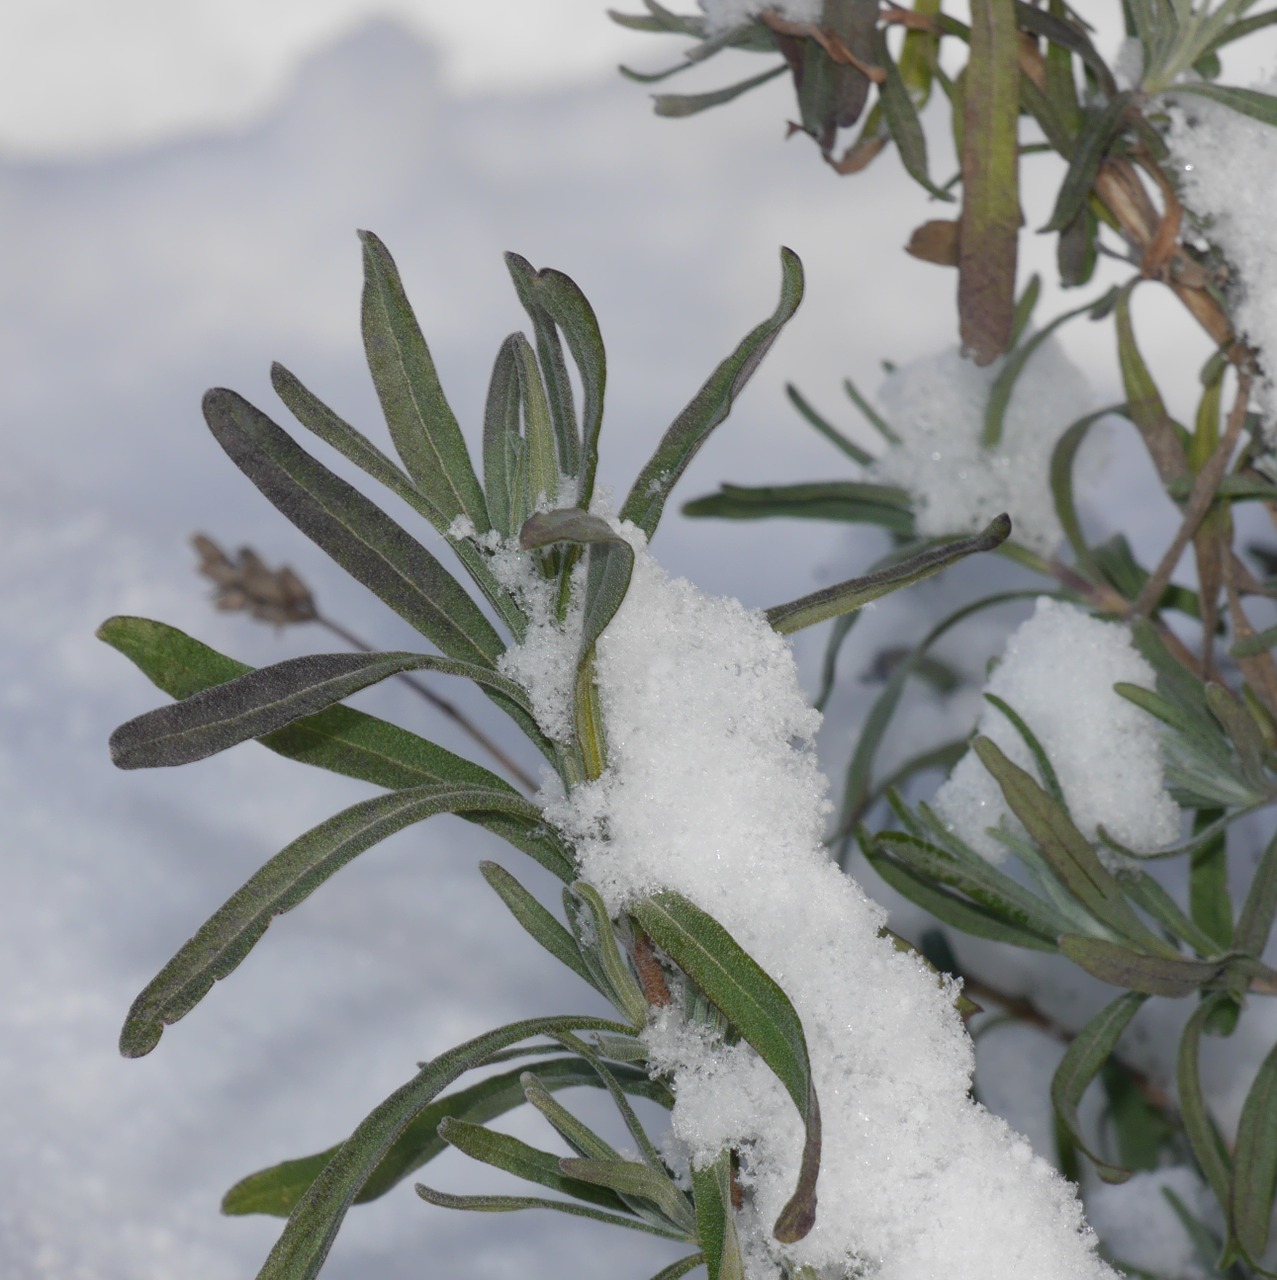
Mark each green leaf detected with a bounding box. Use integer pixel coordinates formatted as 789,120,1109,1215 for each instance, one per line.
973,736,1175,952
785,382,874,466
1114,281,1189,487
96,617,567,870
1232,1039,1277,1263
843,377,901,445
863,839,1061,950
414,1184,682,1236
630,891,820,1243
222,1056,664,1216
1014,0,1116,97
439,1118,633,1214
1235,826,1277,958
865,831,1068,943
1058,935,1226,996
108,650,529,770
358,230,488,533
765,514,1011,634
479,862,599,994
982,692,1064,806
519,509,636,660
120,783,558,1058
692,1151,744,1280
620,247,804,540
509,330,560,515
682,481,913,533
814,612,860,711
271,362,524,638
1170,81,1277,126
652,63,787,117
1116,869,1223,956
255,1013,633,1280
646,1254,706,1280
483,334,525,538
201,389,504,670
875,29,953,201
1230,623,1277,657
959,0,1021,364
562,883,647,1026
1042,92,1133,233
1178,994,1235,1216
983,290,1117,448
559,1157,696,1235
503,254,606,506
1050,406,1122,583
1050,991,1147,1181
1189,811,1234,950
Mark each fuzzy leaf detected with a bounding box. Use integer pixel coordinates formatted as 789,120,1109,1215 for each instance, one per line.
1178,994,1236,1216
1058,935,1226,996
222,1056,664,1216
254,1014,633,1280
766,514,1010,634
1042,93,1132,232
959,0,1020,364
565,881,648,1027
1232,1040,1277,1262
1051,991,1147,1181
1170,82,1277,126
120,784,557,1058
652,64,787,117
359,230,488,532
692,1151,745,1280
414,1184,682,1236
621,248,803,539
683,481,912,532
108,650,527,770
630,890,820,1243
1236,827,1277,958
202,389,504,668
559,1157,696,1234
784,383,875,465
483,334,525,538
875,29,952,201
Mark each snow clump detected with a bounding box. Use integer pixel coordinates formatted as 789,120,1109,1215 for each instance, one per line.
1167,84,1277,435
540,532,1118,1280
869,336,1096,555
698,0,821,34
933,597,1180,862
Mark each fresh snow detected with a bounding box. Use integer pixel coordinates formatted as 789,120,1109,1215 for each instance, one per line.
933,597,1180,862
1167,84,1277,434
544,537,1117,1280
869,336,1097,555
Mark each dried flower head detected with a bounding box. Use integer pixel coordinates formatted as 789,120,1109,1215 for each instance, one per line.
191,534,317,627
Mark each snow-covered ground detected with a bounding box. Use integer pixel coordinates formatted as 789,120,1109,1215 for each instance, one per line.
5,11,1277,1280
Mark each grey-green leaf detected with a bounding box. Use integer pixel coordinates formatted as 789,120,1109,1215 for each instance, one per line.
202,389,503,669
620,248,804,540
766,515,1011,634
255,1013,633,1280
1050,991,1147,1182
108,650,526,770
1058,935,1226,996
120,784,557,1058
630,890,820,1243
359,230,488,532
1232,1039,1277,1262
482,335,524,538
683,481,913,533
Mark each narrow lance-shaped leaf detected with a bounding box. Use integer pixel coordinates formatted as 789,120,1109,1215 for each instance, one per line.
692,1150,745,1280
1235,826,1277,957
223,1056,666,1217
96,617,567,865
1050,406,1123,584
108,650,531,770
1051,991,1147,1182
959,0,1020,365
682,481,913,533
652,64,788,117
1178,994,1235,1217
439,1118,635,1215
559,1157,697,1235
202,389,503,669
1169,82,1277,127
1231,1039,1277,1263
120,784,562,1059
510,330,560,513
414,1184,681,1236
359,230,488,533
1042,92,1133,233
567,881,648,1028
785,382,874,466
482,335,524,538
1058,935,1228,997
620,247,804,540
271,361,526,639
630,890,821,1243
766,514,1011,634
874,29,953,201
520,509,636,660
973,736,1177,953
479,862,600,995
255,1014,634,1280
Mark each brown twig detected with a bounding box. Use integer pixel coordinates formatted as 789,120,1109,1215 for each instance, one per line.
1130,373,1252,619
192,534,539,794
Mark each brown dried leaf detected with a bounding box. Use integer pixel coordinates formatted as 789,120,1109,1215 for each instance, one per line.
906,219,960,266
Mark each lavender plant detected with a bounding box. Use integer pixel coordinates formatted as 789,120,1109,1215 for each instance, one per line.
617,1,1277,1273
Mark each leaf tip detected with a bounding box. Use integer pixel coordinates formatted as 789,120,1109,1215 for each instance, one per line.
119,1014,161,1059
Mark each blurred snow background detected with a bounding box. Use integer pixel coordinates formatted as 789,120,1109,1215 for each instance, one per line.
3,3,1277,1278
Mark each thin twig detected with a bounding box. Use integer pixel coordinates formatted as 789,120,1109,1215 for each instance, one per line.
1130,372,1251,618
